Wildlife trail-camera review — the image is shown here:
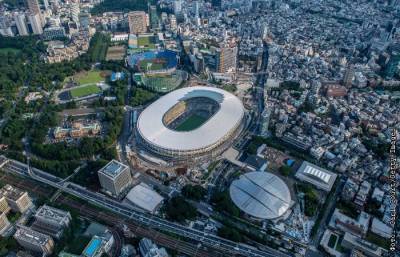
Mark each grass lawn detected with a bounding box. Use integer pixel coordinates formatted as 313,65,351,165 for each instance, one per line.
175,114,207,131
366,231,390,249
138,36,156,48
70,85,101,98
77,71,103,85
139,60,165,71
0,48,21,54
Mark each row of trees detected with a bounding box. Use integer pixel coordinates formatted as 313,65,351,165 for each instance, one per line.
91,0,154,14
87,33,110,62
165,196,197,222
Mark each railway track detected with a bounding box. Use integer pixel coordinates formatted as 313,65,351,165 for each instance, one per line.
56,195,224,257
0,172,226,257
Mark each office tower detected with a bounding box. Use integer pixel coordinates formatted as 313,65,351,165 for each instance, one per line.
26,0,40,14
97,160,132,197
169,14,177,30
79,12,90,30
216,42,238,73
343,64,354,87
14,13,29,36
195,1,200,18
0,212,11,235
43,0,49,9
31,205,71,239
212,0,221,8
70,0,80,24
149,5,159,30
173,0,182,14
28,13,43,34
0,16,14,37
384,51,400,79
128,11,147,34
14,226,54,255
0,185,33,213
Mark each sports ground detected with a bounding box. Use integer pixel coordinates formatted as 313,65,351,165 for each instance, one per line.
175,114,208,132
70,84,102,98
77,71,104,85
138,59,166,71
64,71,105,86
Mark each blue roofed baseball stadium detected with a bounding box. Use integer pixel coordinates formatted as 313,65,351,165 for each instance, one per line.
127,50,178,74
129,49,187,93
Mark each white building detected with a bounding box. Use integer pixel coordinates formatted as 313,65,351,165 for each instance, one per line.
295,161,337,192
28,13,43,35
70,0,80,24
370,218,393,239
126,183,164,213
98,160,132,197
173,0,182,14
14,13,29,36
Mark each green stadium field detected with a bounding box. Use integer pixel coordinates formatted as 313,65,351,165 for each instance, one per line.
139,59,165,71
137,36,156,48
77,71,103,85
70,85,102,98
175,114,208,132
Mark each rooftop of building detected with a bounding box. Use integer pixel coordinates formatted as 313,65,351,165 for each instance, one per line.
98,159,129,179
35,204,71,223
0,184,27,201
14,226,52,245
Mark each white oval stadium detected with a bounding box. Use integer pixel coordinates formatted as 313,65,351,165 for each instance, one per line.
136,86,245,162
230,172,292,220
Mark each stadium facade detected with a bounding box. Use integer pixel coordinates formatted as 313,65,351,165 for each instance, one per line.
136,86,245,165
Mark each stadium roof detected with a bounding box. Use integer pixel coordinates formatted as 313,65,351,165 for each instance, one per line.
126,183,164,213
295,161,337,192
137,86,245,152
229,172,292,220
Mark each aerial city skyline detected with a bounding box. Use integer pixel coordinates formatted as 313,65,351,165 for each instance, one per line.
0,0,398,257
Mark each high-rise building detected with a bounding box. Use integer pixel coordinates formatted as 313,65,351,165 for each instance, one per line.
26,0,41,15
195,1,200,18
149,5,159,30
31,205,71,239
216,42,238,73
43,0,49,9
169,14,177,30
79,12,90,30
98,160,132,197
70,0,80,24
28,13,43,35
173,0,182,14
384,51,400,79
14,226,55,255
128,11,147,34
211,0,222,8
0,211,11,236
14,13,29,36
0,16,14,37
343,64,354,87
0,185,33,213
